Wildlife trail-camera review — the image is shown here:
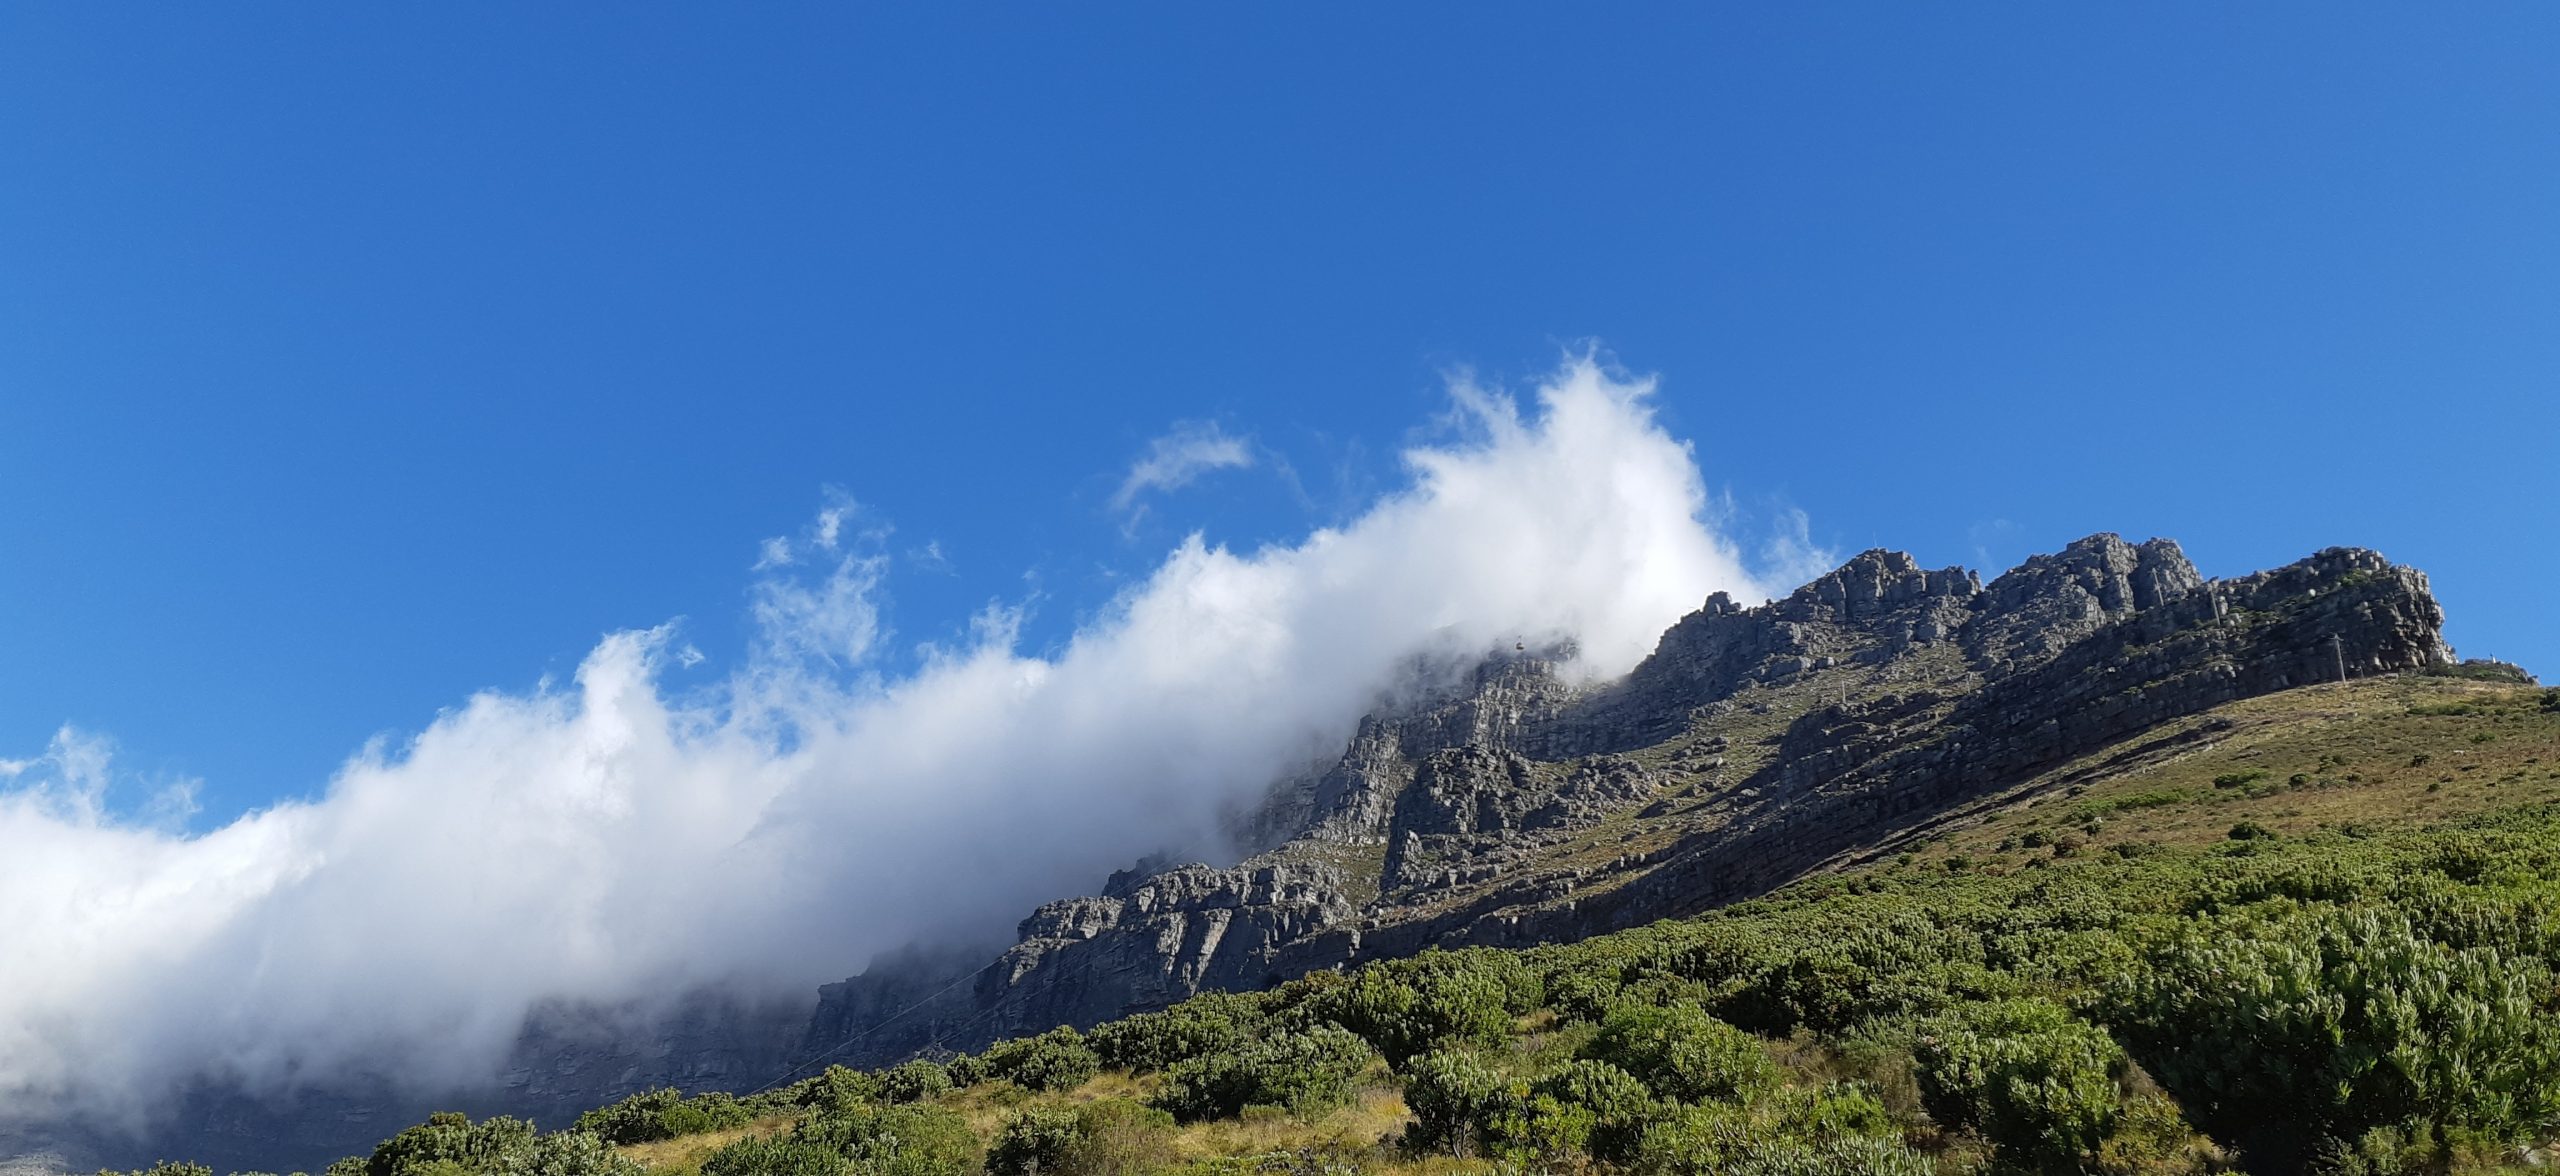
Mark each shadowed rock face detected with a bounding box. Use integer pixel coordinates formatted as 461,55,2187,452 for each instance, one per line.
798,535,2452,1067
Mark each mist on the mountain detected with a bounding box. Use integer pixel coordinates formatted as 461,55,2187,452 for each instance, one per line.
0,359,1808,1128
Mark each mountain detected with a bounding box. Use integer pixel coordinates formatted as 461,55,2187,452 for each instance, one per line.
791,534,2459,1070
20,532,2527,1173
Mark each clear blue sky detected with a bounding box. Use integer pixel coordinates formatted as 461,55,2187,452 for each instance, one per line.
4,5,2554,822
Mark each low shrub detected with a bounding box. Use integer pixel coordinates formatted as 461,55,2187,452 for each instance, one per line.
791,1104,978,1176
794,1065,882,1114
1400,1050,1503,1157
1525,1059,1659,1162
877,1059,954,1104
1296,949,1532,1066
1089,991,1264,1074
986,1101,1175,1176
1154,1026,1373,1122
1913,999,2123,1173
700,1134,847,1176
985,1109,1082,1176
985,1026,1103,1092
573,1086,753,1144
2107,904,2560,1168
1582,1002,1776,1105
359,1112,636,1176
1632,1099,1932,1176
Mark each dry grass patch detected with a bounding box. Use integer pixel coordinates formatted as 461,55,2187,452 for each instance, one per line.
938,1070,1166,1137
1162,1083,1411,1162
616,1113,794,1173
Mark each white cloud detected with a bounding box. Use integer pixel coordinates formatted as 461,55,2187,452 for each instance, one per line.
1110,422,1255,513
0,357,1798,1128
754,536,794,571
751,549,886,669
1757,507,1841,592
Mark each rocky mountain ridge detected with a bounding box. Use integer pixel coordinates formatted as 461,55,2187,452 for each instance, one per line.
795,534,2453,1069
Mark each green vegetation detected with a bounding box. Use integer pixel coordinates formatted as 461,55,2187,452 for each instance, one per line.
702,1104,975,1176
1154,1027,1374,1121
981,1027,1104,1093
308,1110,638,1176
579,1090,758,1145
1914,999,2123,1172
1581,1002,1775,1105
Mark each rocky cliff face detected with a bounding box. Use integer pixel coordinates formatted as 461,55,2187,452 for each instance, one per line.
799,534,2453,1067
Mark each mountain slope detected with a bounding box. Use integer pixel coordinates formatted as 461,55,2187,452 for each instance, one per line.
26,532,2537,1173
798,535,2464,1069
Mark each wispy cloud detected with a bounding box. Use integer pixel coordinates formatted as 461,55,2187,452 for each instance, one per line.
1757,507,1841,592
1109,421,1254,515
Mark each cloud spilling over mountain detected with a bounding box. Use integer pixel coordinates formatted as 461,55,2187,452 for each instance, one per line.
0,359,1795,1122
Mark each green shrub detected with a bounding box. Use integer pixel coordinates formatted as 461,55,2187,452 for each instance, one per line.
2107,904,2560,1167
364,1112,534,1176
1154,1026,1373,1122
986,1109,1083,1176
1527,1059,1659,1162
1913,999,2123,1172
877,1059,954,1104
1669,902,1994,1035
501,1132,644,1176
1582,1002,1776,1105
1299,950,1527,1066
1400,1050,1503,1157
1543,963,1632,1024
795,1064,883,1114
573,1086,753,1144
1632,1101,1933,1176
1478,1089,1596,1165
701,1134,847,1176
1089,991,1264,1074
794,1104,978,1176
359,1112,635,1176
986,1101,1175,1176
985,1026,1103,1092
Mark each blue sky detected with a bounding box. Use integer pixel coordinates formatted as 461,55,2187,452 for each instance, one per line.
4,5,2555,825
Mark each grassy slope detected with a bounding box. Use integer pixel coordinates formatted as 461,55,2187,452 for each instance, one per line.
1903,676,2560,866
